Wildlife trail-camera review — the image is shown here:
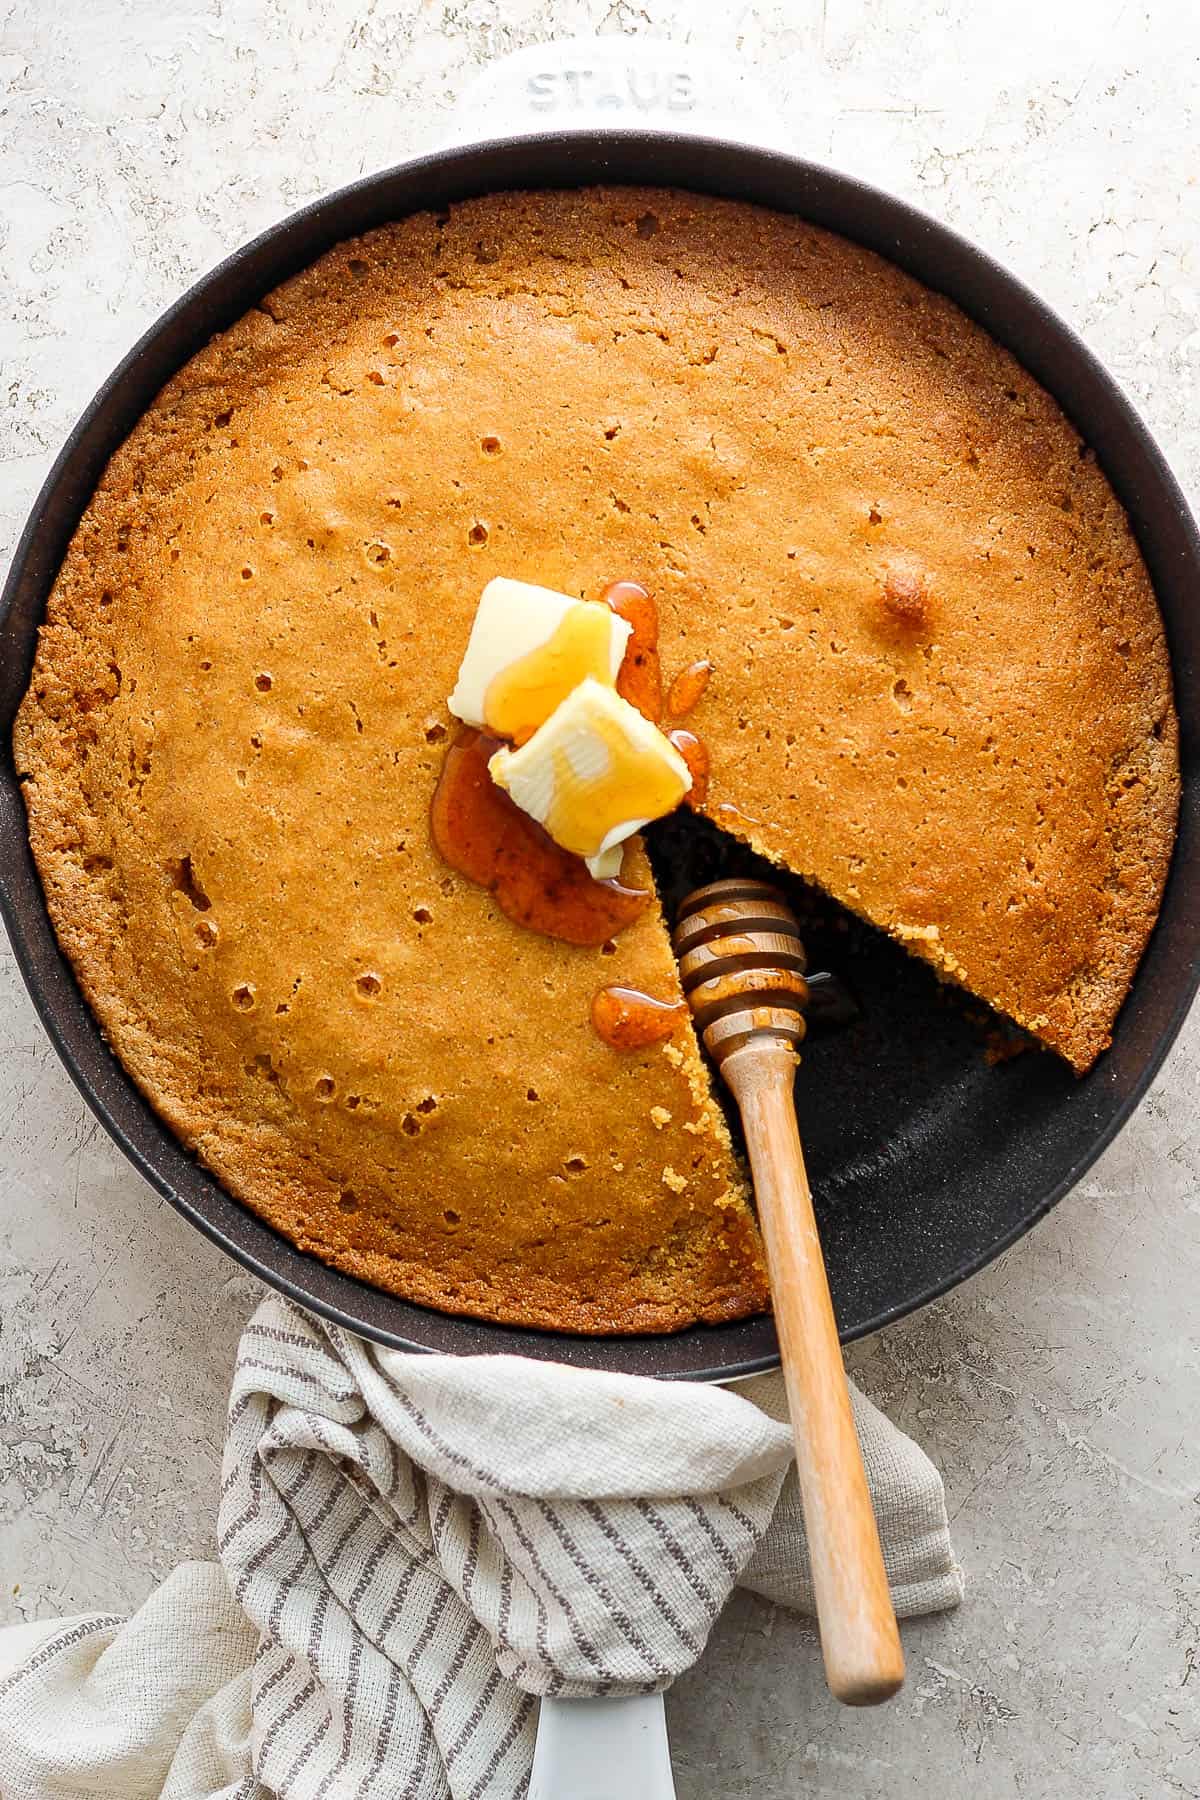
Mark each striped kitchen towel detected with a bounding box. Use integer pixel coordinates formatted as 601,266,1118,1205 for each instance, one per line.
0,1294,961,1798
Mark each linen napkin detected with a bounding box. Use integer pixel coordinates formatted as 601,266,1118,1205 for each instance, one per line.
0,1294,961,1798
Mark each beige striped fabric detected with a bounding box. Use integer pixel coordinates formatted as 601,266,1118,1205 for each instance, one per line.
0,1296,961,1798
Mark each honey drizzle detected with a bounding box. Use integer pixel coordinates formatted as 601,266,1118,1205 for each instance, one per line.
591,985,688,1050
432,578,714,967
667,729,711,809
602,579,663,722
536,714,691,858
666,658,713,718
716,799,762,832
483,600,618,745
430,729,651,946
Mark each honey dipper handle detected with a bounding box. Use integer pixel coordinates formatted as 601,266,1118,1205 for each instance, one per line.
723,1046,905,1706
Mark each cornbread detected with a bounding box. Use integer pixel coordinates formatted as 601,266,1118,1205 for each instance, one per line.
14,187,1179,1332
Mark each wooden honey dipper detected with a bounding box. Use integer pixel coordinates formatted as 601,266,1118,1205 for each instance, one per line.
674,878,904,1707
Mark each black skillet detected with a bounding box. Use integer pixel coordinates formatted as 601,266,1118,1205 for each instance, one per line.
1,133,1197,1380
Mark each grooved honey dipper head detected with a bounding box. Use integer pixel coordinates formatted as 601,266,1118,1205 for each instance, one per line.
673,878,809,1068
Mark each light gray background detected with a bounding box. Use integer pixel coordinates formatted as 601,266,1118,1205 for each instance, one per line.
1,2,1197,1794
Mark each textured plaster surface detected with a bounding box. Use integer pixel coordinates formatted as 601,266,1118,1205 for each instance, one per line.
1,1,1198,1794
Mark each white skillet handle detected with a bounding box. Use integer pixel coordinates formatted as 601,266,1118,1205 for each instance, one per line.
443,35,790,152
528,1694,676,1800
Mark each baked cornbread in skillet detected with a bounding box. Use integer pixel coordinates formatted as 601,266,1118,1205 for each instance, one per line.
14,187,1178,1330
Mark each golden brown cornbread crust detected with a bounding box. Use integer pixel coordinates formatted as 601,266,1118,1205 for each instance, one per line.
15,188,1178,1331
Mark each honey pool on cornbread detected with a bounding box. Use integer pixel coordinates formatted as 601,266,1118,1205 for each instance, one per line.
13,187,1179,1334
431,575,695,945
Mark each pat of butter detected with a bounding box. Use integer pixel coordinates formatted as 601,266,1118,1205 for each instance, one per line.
585,843,625,882
448,577,632,742
488,677,691,878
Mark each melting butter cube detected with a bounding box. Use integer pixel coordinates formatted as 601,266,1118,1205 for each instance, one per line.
448,577,632,743
488,677,692,877
585,843,626,882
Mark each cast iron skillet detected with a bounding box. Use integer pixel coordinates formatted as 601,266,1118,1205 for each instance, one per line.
2,133,1197,1380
